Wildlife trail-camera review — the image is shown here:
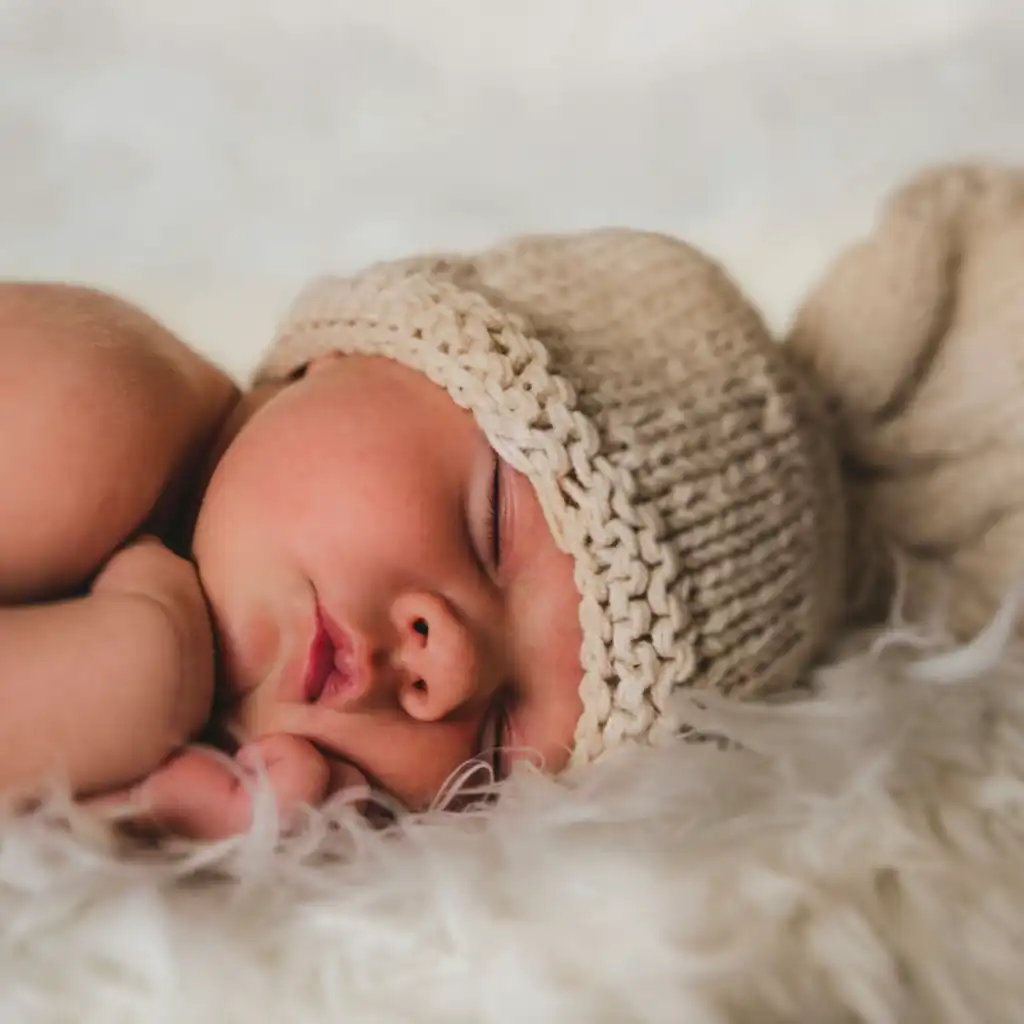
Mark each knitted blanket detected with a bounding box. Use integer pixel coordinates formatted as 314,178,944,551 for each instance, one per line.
4,603,1024,1023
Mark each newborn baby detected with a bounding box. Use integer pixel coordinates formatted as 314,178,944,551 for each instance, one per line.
14,159,1012,841
2,228,846,838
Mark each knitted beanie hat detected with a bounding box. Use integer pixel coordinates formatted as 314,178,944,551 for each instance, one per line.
253,229,848,767
788,163,1024,640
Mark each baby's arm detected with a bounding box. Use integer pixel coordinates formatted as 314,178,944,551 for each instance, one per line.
0,283,237,799
0,536,214,797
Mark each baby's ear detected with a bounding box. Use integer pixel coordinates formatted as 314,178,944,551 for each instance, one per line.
786,164,1024,638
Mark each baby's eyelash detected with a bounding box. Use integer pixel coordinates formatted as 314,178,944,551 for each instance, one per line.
485,454,502,567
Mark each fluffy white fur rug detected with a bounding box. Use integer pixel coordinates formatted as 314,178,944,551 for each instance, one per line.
4,601,1024,1023
6,5,1024,1022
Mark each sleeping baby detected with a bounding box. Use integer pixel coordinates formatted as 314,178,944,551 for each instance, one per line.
4,162,1021,839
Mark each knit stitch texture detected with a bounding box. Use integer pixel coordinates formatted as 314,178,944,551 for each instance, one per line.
789,164,1024,639
254,229,846,765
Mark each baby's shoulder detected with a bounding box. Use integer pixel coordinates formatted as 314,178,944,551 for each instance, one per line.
0,283,237,600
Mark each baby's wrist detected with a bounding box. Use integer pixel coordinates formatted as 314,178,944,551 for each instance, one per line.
94,538,216,744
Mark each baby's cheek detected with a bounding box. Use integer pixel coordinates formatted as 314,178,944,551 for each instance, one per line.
513,547,584,734
324,758,370,799
506,554,584,775
511,475,585,683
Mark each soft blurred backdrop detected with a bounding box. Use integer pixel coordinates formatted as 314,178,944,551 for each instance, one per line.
2,1,1023,377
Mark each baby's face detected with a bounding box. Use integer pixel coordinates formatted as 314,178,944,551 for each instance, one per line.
192,354,584,810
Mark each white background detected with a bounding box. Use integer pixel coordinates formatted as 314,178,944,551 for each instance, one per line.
2,1,1023,377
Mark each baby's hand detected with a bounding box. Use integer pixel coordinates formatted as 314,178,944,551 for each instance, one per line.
100,734,366,840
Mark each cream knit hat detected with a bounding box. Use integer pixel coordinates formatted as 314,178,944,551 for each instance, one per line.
253,229,848,767
789,163,1024,639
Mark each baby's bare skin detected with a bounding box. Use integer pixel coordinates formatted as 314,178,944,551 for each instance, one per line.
0,283,234,802
0,282,585,839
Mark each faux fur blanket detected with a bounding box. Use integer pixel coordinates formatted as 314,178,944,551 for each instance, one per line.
3,601,1024,1023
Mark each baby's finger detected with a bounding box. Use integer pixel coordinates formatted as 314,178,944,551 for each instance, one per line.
236,734,331,824
104,746,251,840
93,736,338,840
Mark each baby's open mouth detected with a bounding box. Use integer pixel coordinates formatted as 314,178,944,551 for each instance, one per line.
304,607,359,704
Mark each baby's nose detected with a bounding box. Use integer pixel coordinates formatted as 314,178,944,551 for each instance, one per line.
390,591,482,722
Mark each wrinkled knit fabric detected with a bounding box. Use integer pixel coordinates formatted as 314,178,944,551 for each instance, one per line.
789,163,1024,639
254,229,847,766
